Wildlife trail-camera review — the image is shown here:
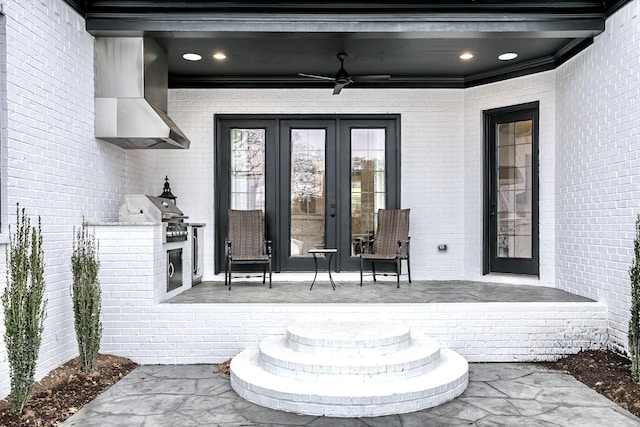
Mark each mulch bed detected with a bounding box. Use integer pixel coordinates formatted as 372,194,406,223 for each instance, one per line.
0,354,137,427
542,349,640,417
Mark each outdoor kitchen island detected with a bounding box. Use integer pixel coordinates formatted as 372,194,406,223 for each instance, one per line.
87,194,197,305
88,221,193,304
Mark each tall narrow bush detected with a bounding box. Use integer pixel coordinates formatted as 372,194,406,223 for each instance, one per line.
71,223,102,373
629,215,640,382
2,205,47,414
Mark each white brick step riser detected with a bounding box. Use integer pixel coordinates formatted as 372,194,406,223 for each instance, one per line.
259,334,441,381
286,321,412,355
231,348,469,417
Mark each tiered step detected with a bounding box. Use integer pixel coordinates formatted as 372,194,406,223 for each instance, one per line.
230,321,468,417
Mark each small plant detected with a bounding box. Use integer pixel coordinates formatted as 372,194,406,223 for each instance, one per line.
71,222,102,373
629,214,640,382
2,205,47,414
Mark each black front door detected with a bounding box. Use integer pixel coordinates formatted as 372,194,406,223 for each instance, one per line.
484,102,539,275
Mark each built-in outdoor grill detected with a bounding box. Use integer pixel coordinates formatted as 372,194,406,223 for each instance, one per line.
118,178,190,293
119,194,189,242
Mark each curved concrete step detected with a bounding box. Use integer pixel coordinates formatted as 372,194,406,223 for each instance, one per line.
259,332,441,382
287,321,411,355
231,347,469,417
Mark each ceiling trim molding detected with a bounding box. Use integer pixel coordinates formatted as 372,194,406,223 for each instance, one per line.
85,13,605,38
71,1,620,14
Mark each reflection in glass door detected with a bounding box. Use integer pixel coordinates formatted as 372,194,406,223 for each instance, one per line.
497,121,532,258
290,129,326,256
229,128,266,210
350,129,386,256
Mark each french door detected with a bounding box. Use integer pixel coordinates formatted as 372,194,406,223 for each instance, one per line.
484,102,539,275
215,115,400,273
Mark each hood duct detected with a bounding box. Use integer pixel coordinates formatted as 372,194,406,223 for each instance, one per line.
95,37,190,149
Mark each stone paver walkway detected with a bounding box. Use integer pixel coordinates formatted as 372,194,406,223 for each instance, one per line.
63,362,640,426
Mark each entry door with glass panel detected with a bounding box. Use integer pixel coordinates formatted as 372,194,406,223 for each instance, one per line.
339,120,399,271
215,115,400,273
484,103,539,275
279,121,337,271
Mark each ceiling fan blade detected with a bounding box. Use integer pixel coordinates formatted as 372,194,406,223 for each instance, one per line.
298,73,335,81
351,75,392,82
333,82,347,95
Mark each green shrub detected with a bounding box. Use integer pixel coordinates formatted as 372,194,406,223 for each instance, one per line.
2,205,47,414
71,223,102,373
630,215,640,382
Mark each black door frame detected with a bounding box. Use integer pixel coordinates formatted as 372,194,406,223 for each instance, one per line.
483,101,540,276
215,114,401,274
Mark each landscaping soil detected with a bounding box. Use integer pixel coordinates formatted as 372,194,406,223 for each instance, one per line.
0,350,639,426
0,354,137,427
542,349,640,418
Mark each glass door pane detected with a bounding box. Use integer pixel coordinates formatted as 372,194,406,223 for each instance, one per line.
496,120,532,259
350,128,386,255
290,129,326,256
230,128,265,210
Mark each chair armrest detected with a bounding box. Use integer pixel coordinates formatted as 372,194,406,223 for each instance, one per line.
356,237,375,255
396,237,410,256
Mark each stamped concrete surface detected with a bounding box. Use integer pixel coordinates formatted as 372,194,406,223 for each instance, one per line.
166,279,594,304
62,363,640,427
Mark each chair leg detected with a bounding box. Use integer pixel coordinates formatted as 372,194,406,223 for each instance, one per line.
224,258,228,288
407,256,412,284
227,259,233,290
262,264,266,284
372,263,377,282
360,257,364,286
268,261,272,289
396,258,401,288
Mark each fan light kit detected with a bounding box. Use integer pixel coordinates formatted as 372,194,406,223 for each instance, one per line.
299,52,391,95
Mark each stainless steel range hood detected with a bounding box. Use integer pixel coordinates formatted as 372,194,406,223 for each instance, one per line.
95,38,190,149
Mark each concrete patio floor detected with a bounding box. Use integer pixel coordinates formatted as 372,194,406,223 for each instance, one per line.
62,362,640,426
167,278,594,304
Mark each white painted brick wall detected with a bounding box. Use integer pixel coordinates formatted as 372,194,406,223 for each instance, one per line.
0,0,127,399
98,297,607,365
555,0,640,354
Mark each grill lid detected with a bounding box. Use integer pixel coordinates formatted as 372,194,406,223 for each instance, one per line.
119,194,187,223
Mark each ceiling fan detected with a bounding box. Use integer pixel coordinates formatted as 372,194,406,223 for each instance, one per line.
299,53,391,95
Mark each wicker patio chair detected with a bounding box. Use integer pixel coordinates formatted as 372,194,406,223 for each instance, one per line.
359,208,411,288
225,209,272,290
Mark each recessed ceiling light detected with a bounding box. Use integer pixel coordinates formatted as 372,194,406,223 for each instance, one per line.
498,52,518,61
182,53,202,61
213,52,227,60
460,52,474,60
